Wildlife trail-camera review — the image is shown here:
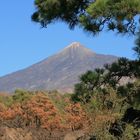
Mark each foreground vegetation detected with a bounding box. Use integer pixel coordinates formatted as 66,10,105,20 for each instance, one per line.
0,78,140,140
32,0,140,35
0,90,90,140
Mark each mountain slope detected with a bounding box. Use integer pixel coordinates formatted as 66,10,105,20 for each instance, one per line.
0,42,118,93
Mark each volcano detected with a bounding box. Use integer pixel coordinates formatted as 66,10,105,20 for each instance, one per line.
0,42,118,93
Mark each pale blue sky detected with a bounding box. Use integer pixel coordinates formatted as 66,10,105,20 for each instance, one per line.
0,1,135,76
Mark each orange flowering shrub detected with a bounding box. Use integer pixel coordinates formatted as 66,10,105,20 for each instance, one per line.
0,92,89,133
65,103,88,131
0,103,6,122
22,92,62,131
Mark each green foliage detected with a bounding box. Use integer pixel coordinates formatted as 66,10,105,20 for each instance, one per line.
71,50,140,139
104,58,131,88
121,124,140,140
83,86,123,115
72,57,140,104
32,0,89,28
12,89,33,103
48,92,69,114
133,28,140,60
117,80,140,109
32,0,140,35
105,58,132,78
72,70,105,103
0,95,13,107
82,0,140,34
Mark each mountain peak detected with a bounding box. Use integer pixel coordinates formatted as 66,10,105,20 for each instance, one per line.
66,42,83,49
63,42,95,56
0,42,118,93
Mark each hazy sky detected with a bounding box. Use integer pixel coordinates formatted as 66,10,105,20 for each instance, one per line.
0,1,136,76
